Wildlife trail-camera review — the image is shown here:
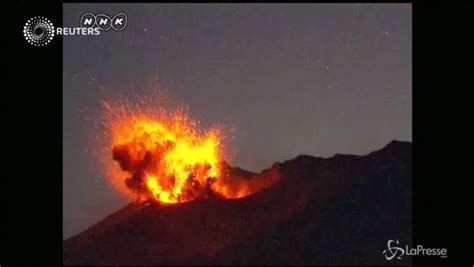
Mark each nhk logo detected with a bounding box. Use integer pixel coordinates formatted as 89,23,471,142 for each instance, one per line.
80,12,127,31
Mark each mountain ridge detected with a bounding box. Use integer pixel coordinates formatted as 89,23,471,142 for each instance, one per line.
64,140,411,265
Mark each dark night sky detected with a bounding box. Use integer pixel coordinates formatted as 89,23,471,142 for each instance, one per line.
63,4,411,239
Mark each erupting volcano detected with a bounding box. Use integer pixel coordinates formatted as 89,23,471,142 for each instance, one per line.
65,140,412,265
70,92,414,266
99,93,271,205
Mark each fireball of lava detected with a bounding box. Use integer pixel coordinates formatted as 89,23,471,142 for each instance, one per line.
98,93,229,204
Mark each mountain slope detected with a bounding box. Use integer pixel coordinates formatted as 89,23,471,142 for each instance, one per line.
63,140,411,265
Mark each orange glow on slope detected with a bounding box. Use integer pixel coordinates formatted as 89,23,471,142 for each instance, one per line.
96,91,278,204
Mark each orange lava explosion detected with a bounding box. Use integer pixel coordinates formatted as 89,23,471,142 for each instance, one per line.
99,92,228,204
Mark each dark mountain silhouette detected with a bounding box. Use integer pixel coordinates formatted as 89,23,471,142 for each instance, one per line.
63,140,411,265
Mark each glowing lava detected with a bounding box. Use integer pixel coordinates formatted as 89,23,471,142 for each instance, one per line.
100,93,225,204
96,91,280,204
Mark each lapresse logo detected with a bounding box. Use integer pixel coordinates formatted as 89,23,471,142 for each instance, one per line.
23,12,128,46
382,239,447,261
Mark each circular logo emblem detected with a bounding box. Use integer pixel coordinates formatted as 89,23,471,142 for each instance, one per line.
23,17,55,46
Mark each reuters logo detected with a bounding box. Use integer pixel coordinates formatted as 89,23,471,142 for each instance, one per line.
23,13,127,47
23,16,55,46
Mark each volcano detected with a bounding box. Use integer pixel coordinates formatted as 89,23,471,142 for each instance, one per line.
63,140,412,265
